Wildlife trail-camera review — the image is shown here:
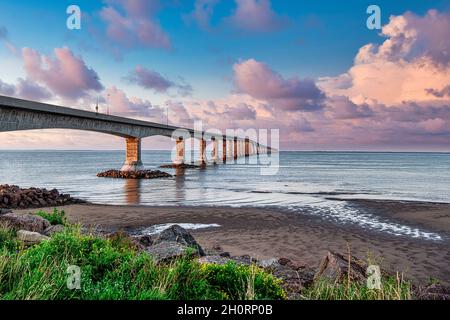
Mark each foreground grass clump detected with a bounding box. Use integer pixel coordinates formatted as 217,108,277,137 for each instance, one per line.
302,274,413,300
36,208,67,225
0,225,285,300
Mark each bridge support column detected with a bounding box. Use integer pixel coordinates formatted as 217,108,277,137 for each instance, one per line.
245,139,250,157
174,137,185,165
233,137,238,160
222,138,227,163
121,137,144,172
199,138,207,165
211,137,218,164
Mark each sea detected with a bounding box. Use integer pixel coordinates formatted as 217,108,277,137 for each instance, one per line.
1,151,449,241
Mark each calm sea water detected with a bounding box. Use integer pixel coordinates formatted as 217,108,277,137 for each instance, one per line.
1,151,449,241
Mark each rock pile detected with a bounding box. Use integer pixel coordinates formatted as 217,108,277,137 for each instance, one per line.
97,170,173,179
160,163,201,169
0,185,83,209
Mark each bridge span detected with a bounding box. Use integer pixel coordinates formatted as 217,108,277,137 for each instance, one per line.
0,95,272,171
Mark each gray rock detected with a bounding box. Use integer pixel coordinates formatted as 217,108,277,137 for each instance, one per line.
43,224,65,236
198,255,234,265
153,225,205,256
257,258,279,269
0,208,12,215
146,241,199,263
17,230,50,245
0,213,50,233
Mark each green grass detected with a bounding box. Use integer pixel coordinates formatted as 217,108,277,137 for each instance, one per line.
35,208,67,226
0,224,286,300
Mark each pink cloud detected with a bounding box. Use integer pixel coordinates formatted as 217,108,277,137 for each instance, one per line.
105,86,165,119
233,59,325,111
227,0,286,32
100,0,170,50
22,47,103,100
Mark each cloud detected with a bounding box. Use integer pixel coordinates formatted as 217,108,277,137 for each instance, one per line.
319,10,450,106
184,0,219,30
0,79,15,96
100,0,171,50
426,85,450,98
0,78,51,101
226,0,286,32
105,86,165,119
125,65,193,96
233,59,325,111
22,47,103,100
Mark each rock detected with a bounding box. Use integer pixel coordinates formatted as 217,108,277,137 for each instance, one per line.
97,170,172,179
43,224,65,236
257,258,279,269
198,255,234,265
0,208,12,215
0,213,50,233
17,230,50,245
232,255,257,265
314,251,368,284
0,184,83,209
153,225,205,256
417,284,450,300
220,252,231,258
146,241,198,263
133,235,153,248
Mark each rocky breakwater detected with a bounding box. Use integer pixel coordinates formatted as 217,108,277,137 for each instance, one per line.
97,170,172,179
159,163,201,169
0,185,83,209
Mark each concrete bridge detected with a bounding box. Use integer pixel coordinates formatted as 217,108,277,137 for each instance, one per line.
0,95,272,171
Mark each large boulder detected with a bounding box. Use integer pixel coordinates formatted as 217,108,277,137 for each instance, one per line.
0,213,50,233
17,230,50,245
314,251,368,284
152,225,205,256
146,241,199,263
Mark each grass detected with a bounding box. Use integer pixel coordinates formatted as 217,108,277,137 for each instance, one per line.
35,208,67,225
302,274,413,300
0,223,286,300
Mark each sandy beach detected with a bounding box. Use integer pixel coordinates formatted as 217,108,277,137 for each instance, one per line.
15,200,450,286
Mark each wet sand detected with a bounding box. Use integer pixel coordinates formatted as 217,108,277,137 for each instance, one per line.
15,200,450,285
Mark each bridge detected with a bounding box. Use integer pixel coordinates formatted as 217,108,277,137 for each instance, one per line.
0,95,272,171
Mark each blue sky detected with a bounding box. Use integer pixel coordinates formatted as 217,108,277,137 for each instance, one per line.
2,0,448,101
1,1,450,151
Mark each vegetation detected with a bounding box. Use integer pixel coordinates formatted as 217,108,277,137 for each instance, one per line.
0,223,285,300
35,208,67,225
0,209,420,301
302,274,413,300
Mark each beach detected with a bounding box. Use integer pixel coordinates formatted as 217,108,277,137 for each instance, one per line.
15,199,450,286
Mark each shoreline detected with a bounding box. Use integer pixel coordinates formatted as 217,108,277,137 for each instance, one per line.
13,199,450,285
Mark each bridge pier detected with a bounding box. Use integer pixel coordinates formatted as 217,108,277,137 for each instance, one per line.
199,137,207,165
245,138,250,157
211,137,218,164
174,137,185,165
233,137,238,160
121,137,144,172
222,138,227,163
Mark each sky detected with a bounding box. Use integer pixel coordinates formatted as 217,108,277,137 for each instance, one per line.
0,0,450,151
